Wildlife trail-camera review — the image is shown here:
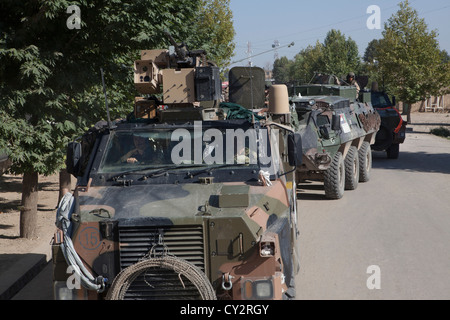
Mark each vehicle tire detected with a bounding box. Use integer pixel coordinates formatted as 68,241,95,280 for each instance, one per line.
358,141,372,183
345,146,359,190
324,152,345,199
387,143,400,159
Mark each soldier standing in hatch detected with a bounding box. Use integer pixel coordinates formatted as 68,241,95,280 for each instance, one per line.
334,72,360,100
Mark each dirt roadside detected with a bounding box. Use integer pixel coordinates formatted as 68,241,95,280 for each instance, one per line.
0,174,76,256
0,111,449,258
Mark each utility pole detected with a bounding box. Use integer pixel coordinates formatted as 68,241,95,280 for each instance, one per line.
273,40,280,61
246,41,253,67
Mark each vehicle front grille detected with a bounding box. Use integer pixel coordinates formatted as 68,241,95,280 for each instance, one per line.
117,224,206,300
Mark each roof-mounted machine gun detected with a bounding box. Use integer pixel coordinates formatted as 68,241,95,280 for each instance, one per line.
133,31,222,120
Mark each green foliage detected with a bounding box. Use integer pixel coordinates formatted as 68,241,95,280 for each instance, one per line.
360,39,383,90
374,0,450,104
321,29,360,77
273,57,294,84
187,0,235,69
273,29,361,84
0,0,234,176
291,41,324,84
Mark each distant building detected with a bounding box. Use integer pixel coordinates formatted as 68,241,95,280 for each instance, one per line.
264,68,273,81
264,68,274,86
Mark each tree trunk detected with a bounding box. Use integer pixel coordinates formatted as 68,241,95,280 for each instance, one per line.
20,171,39,239
58,168,72,206
403,102,412,124
406,103,412,124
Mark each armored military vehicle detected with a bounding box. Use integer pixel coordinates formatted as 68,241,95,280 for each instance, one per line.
52,37,302,300
369,83,407,159
289,79,380,199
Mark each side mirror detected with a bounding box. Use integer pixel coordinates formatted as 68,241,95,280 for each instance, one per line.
331,114,341,131
288,133,302,167
66,141,82,177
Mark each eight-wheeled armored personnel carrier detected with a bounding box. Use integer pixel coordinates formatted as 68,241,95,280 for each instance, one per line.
52,36,302,300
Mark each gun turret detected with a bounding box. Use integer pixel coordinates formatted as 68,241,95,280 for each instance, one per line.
163,30,206,68
133,32,221,112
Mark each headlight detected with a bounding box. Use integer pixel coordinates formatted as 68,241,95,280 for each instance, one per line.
254,280,273,299
242,278,274,300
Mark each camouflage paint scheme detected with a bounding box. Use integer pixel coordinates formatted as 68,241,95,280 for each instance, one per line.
54,117,300,300
53,35,300,300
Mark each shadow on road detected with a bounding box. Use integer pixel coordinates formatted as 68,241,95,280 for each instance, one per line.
297,182,327,201
372,150,450,174
297,147,450,201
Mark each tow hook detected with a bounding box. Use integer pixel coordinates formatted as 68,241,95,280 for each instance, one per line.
221,272,234,291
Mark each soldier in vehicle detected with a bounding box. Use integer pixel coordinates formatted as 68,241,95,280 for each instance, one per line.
120,135,151,163
120,134,165,164
334,72,360,99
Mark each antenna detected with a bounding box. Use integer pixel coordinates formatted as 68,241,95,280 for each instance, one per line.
100,68,112,129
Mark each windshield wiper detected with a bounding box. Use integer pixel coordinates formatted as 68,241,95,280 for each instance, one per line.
141,165,184,179
182,163,245,177
110,164,180,182
111,163,255,182
141,163,254,180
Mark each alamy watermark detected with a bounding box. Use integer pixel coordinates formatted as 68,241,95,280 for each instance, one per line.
66,5,81,29
367,5,381,30
66,5,381,32
366,265,381,289
170,121,278,166
66,265,81,289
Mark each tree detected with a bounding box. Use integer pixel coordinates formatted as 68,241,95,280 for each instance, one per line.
375,0,450,122
188,0,235,69
280,29,361,85
361,39,383,90
363,39,381,64
273,56,293,84
291,41,324,84
321,29,360,78
0,0,233,238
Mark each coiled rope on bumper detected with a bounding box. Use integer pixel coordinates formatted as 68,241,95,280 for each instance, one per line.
106,255,216,300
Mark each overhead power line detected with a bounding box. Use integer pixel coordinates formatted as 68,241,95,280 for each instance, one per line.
230,41,295,66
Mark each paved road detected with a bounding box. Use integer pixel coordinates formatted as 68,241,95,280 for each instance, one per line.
13,130,450,300
295,131,450,299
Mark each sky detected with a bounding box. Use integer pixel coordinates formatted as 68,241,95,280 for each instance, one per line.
228,0,450,68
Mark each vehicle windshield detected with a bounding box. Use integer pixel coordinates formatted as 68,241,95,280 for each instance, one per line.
371,92,392,108
98,126,276,174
